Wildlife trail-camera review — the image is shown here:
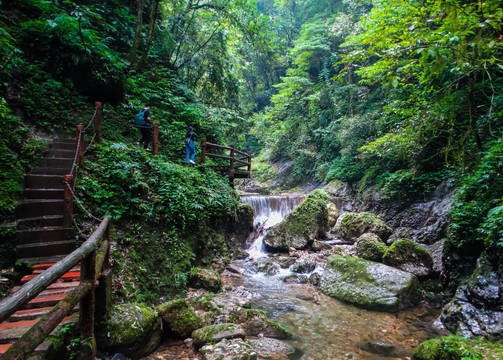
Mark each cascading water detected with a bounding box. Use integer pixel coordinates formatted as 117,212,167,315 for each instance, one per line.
230,195,443,359
241,195,304,259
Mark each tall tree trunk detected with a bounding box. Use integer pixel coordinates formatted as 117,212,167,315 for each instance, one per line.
136,0,161,70
129,0,145,65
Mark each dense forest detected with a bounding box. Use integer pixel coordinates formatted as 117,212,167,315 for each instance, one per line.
1,0,503,358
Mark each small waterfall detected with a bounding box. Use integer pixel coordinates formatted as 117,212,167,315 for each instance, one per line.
241,195,305,259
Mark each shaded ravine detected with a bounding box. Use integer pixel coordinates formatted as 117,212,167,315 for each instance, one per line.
227,195,444,360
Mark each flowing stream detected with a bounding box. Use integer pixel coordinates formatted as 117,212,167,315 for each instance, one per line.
227,195,443,360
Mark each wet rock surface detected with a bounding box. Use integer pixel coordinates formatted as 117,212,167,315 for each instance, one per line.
336,212,392,243
383,238,434,278
263,190,329,251
249,337,298,359
319,255,420,311
355,233,386,262
192,323,246,349
200,338,257,360
156,299,204,338
189,268,223,292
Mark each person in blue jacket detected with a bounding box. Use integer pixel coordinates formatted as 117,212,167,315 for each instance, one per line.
185,126,196,164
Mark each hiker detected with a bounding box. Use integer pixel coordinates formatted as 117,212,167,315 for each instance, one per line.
185,126,195,164
138,104,152,150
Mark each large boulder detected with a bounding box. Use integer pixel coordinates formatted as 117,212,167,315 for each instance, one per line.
249,338,298,360
95,303,161,359
356,233,387,262
383,238,433,278
327,202,339,228
192,323,246,349
200,338,257,360
290,254,320,274
226,203,254,250
439,253,503,340
412,336,503,360
264,190,329,252
155,299,203,338
189,267,222,292
229,308,291,339
319,255,419,312
336,212,392,243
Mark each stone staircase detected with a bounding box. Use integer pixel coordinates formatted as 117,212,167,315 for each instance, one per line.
0,139,82,356
16,139,78,260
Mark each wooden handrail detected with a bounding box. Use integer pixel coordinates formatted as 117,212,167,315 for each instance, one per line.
200,138,251,181
0,217,111,323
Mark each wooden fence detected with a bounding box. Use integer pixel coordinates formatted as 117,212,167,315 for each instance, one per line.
201,138,252,180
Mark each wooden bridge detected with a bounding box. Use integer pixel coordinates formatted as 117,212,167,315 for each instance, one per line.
201,138,252,181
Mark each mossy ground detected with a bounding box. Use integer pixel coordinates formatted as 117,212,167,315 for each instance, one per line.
412,335,503,360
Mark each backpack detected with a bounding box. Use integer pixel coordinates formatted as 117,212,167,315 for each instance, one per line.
134,109,147,127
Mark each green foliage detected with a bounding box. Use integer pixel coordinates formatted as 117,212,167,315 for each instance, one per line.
448,140,503,253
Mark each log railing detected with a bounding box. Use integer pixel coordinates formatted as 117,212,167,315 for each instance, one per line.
201,138,251,179
0,217,111,360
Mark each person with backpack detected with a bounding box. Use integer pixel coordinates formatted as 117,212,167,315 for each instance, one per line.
185,126,195,164
135,104,152,150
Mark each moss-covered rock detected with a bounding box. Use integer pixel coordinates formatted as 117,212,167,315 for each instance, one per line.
290,254,319,274
312,240,332,252
253,259,280,276
263,190,329,252
383,238,433,278
336,212,392,243
192,323,246,349
229,308,291,339
95,303,161,359
200,338,257,360
356,233,387,262
249,337,298,360
319,255,419,312
226,203,254,250
189,267,222,292
412,335,503,360
155,299,203,338
327,202,339,228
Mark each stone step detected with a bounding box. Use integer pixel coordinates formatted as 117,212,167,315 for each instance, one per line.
12,281,80,294
24,174,64,189
17,215,65,229
30,166,72,175
44,148,75,158
33,265,80,275
24,188,64,200
15,199,64,218
38,158,74,170
21,272,80,285
51,139,76,150
18,256,66,267
16,227,75,244
16,240,76,259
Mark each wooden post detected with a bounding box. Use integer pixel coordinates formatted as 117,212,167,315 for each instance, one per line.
94,101,103,143
202,138,207,164
230,145,235,171
153,122,159,155
76,124,84,166
63,174,74,228
80,250,97,360
247,151,252,178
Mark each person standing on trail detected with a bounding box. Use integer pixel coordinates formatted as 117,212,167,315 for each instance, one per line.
185,126,196,164
138,104,153,150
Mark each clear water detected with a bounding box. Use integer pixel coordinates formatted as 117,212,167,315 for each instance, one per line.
235,195,444,360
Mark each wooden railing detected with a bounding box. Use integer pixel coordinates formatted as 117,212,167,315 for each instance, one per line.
0,217,111,360
201,138,251,180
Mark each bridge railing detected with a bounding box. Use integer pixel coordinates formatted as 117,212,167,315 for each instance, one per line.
201,138,251,178
0,217,111,360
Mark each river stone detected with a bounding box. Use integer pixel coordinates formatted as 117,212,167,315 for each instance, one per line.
275,256,297,268
356,233,387,262
358,340,395,356
319,255,420,311
253,259,280,276
230,308,291,339
263,190,329,252
283,274,309,284
249,337,297,359
383,238,433,278
155,299,203,338
336,212,392,243
327,202,339,228
192,323,246,349
189,267,222,292
312,240,332,252
200,338,257,360
412,335,503,360
439,253,503,339
291,254,319,274
95,303,161,358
